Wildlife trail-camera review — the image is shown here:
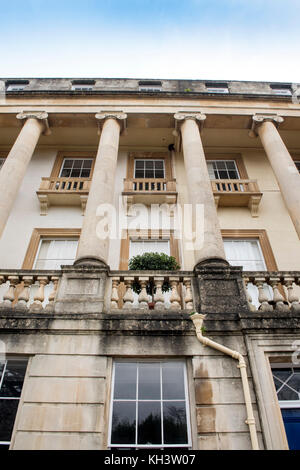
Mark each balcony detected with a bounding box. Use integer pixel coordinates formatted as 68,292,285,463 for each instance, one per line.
37,177,91,215
122,178,178,206
211,179,263,216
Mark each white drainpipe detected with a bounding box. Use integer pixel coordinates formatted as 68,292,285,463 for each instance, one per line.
190,313,260,450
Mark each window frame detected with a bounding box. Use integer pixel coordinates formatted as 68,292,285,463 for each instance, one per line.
222,229,277,271
50,152,96,179
206,154,248,180
33,237,79,270
108,359,192,449
207,159,240,180
22,228,81,269
134,159,166,179
0,356,28,449
127,152,172,181
59,157,94,179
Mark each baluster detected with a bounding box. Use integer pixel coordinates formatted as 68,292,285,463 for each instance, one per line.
29,276,49,312
16,276,34,310
183,277,194,310
255,277,273,311
0,276,19,309
284,277,300,312
44,276,60,312
138,277,149,309
270,277,289,311
154,277,165,310
123,277,135,309
169,277,181,310
110,277,120,310
243,277,256,311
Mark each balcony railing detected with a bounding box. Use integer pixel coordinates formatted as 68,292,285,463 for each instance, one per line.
0,270,61,312
211,179,263,216
36,177,91,215
109,271,194,311
122,178,177,205
243,271,300,311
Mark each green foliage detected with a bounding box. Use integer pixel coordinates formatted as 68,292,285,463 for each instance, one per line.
128,252,180,271
184,88,192,92
128,252,180,296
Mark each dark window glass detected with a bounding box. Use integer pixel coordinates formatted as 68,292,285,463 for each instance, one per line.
0,360,27,398
135,161,144,169
139,364,160,400
83,160,92,169
80,170,90,178
155,170,164,179
73,159,83,169
138,401,161,445
111,401,136,444
145,169,155,178
114,363,137,400
64,160,73,168
163,402,188,444
70,169,80,178
273,369,292,382
162,363,185,400
155,161,164,169
278,387,299,401
61,169,71,177
0,400,19,442
145,161,154,169
281,408,300,450
286,373,300,393
135,170,144,179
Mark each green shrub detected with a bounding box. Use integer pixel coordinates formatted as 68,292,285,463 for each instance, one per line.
128,252,180,296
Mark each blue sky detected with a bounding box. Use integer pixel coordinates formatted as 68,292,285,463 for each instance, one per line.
1,0,299,81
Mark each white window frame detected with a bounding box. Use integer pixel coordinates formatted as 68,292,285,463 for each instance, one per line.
6,85,26,92
223,238,267,271
0,357,28,448
272,89,292,96
59,158,93,178
207,160,240,180
134,159,165,179
108,359,192,449
34,237,79,270
129,239,170,259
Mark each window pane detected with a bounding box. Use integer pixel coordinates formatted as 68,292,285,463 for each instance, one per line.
216,161,226,169
228,170,238,179
155,161,164,169
218,170,228,179
80,169,91,178
138,364,160,400
226,161,236,169
70,169,80,178
273,369,292,383
0,400,19,442
60,169,71,178
281,409,300,450
286,373,300,394
135,161,144,169
73,160,83,169
135,170,144,178
63,160,73,168
111,402,136,445
145,169,155,178
163,402,188,444
278,387,299,401
0,360,27,398
114,363,137,399
83,159,93,169
138,401,161,445
155,170,164,179
145,161,154,169
162,363,185,400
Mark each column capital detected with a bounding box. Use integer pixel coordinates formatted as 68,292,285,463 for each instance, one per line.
95,111,127,134
16,111,51,135
249,114,284,138
174,112,206,137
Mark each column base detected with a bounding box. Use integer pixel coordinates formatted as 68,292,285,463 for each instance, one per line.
73,256,109,269
194,257,229,270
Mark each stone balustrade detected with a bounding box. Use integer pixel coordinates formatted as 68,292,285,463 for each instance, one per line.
243,271,300,311
211,179,262,216
0,270,61,312
109,271,194,311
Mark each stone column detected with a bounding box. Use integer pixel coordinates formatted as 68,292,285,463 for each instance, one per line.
251,115,300,239
0,112,49,238
74,112,127,267
174,113,227,268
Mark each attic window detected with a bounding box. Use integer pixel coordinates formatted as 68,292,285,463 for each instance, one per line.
6,80,29,92
270,84,292,96
138,80,162,92
205,83,229,94
71,80,95,91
